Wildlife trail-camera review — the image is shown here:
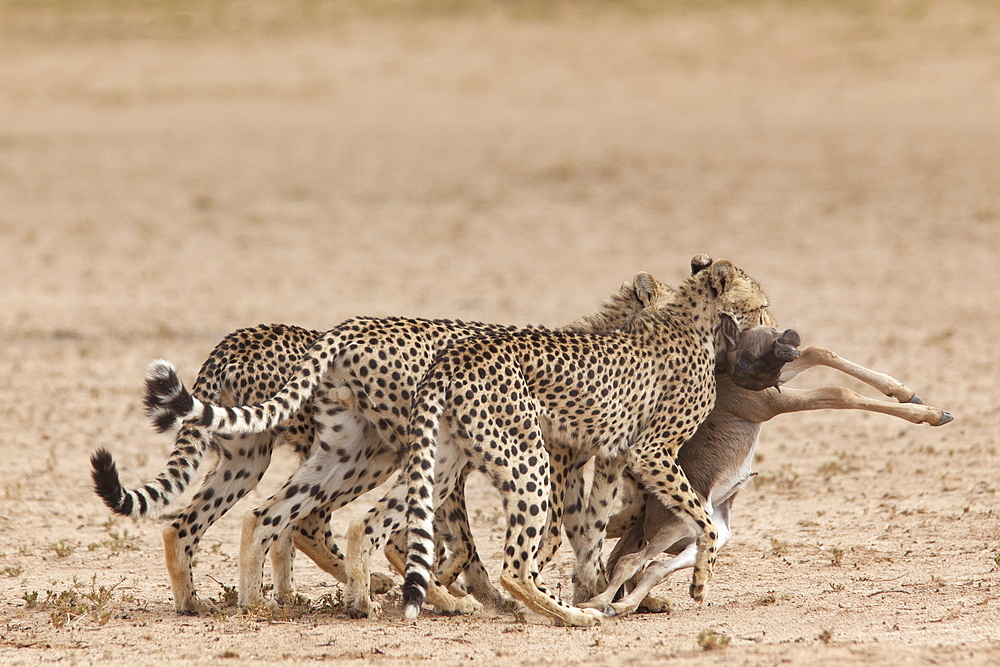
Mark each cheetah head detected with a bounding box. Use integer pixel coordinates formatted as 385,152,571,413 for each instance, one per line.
690,253,774,333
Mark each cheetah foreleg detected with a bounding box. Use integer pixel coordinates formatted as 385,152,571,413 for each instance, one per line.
239,512,271,607
290,516,395,595
571,455,624,604
162,523,217,615
628,445,718,603
270,527,299,604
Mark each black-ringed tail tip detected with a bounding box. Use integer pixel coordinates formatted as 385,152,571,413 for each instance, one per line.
403,604,420,620
143,359,191,433
90,448,127,513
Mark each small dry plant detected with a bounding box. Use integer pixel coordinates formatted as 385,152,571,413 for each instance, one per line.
238,586,349,623
50,540,77,558
697,628,731,651
829,546,846,567
25,575,127,628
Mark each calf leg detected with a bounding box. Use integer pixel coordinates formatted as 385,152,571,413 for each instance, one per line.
780,347,920,403
761,386,952,425
581,505,693,613
608,499,734,617
628,441,718,603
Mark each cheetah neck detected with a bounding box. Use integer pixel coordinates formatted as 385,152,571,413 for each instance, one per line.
562,282,671,335
626,275,719,342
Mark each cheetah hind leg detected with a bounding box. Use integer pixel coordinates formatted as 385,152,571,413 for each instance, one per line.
163,523,217,615
500,573,603,627
291,512,394,595
270,527,302,605
431,486,513,611
345,519,382,619
453,555,518,612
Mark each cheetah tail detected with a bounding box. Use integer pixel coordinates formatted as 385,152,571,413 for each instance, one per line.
141,328,339,437
90,425,209,518
402,378,449,620
143,359,195,434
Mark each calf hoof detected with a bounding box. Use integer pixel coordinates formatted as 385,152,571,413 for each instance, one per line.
936,411,954,426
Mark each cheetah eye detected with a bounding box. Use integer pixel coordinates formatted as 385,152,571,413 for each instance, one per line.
737,358,751,370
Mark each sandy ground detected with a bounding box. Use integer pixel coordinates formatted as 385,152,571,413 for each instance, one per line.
1,1,999,664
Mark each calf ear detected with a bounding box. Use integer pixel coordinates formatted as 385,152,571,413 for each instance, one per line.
709,259,736,297
691,253,713,275
778,329,801,347
718,312,740,350
774,329,802,361
633,272,659,308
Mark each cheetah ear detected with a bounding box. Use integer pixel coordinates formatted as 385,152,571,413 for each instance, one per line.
633,272,659,308
708,259,736,297
691,253,713,275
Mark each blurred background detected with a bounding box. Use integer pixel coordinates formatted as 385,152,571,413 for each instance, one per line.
1,2,998,659
2,1,997,341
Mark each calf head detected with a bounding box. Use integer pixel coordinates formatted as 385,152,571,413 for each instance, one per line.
719,323,801,391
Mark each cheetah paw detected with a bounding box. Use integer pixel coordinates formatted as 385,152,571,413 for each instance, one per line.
555,606,604,627
636,593,672,614
370,571,395,595
346,598,383,619
433,594,482,616
275,592,310,606
176,596,218,616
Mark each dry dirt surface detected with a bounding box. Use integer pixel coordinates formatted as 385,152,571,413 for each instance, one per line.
1,1,998,665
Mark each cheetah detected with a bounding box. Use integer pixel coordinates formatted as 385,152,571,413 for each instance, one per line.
138,273,674,614
367,255,774,626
